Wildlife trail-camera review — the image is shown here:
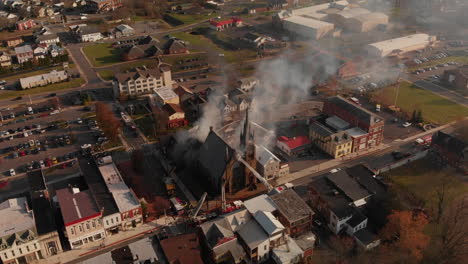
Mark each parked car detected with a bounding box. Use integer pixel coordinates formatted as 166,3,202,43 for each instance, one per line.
402,122,412,127
9,169,15,176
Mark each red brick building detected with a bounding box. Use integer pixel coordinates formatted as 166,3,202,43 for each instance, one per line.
16,19,35,31
323,96,384,150
209,17,242,31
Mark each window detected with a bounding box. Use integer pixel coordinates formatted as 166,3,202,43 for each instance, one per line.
70,228,74,235
19,248,22,254
79,225,83,232
106,220,109,225
111,218,114,224
26,246,29,252
264,245,267,250
86,223,90,230
11,250,15,257
116,217,119,222
3,253,7,259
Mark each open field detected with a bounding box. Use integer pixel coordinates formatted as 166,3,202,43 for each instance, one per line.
372,81,468,124
83,43,122,67
0,78,85,100
384,158,468,214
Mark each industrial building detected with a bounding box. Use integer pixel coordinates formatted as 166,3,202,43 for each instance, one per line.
365,33,436,57
347,12,389,32
283,16,335,40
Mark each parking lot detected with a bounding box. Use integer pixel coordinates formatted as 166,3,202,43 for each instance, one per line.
0,106,100,177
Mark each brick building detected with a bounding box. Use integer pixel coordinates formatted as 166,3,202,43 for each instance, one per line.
322,96,384,151
16,19,35,31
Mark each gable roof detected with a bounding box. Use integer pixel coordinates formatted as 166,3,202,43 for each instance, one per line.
345,164,385,196
114,67,163,83
255,145,280,166
327,171,371,202
163,103,183,116
197,130,235,183
254,211,284,236
237,219,269,249
432,131,467,156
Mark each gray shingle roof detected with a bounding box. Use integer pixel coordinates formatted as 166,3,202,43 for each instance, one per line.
327,171,371,202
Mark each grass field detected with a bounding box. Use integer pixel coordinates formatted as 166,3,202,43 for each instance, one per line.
83,43,122,67
372,81,468,124
0,78,85,100
385,158,468,213
168,13,216,24
1,63,76,82
409,56,468,71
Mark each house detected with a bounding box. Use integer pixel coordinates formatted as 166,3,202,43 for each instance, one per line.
170,3,194,11
16,19,35,31
14,45,33,63
294,232,316,264
33,45,47,59
86,0,123,12
113,64,172,96
5,36,23,47
0,198,43,264
97,157,143,231
20,70,68,89
443,65,468,90
210,17,243,31
271,236,304,264
113,24,135,38
431,131,467,172
163,38,188,54
309,116,353,159
255,144,286,180
120,37,162,61
0,51,12,67
323,96,384,151
55,187,106,249
162,103,187,128
49,44,65,57
199,209,250,264
238,77,259,93
270,189,315,237
242,33,266,47
35,34,60,46
160,233,204,264
276,136,311,156
71,25,102,42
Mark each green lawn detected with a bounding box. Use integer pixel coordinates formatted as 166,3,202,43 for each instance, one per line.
385,158,468,213
0,78,85,100
168,13,216,24
372,81,468,124
409,56,468,71
83,43,122,67
1,63,76,82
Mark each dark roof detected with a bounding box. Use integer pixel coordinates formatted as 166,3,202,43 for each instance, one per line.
31,192,58,235
197,131,235,184
139,35,158,45
160,233,204,264
309,177,353,218
270,189,314,223
309,121,334,137
36,33,58,41
110,245,133,264
27,170,46,192
163,103,183,115
345,164,386,196
432,131,467,156
115,67,163,83
325,96,383,126
243,32,261,41
354,228,378,246
56,188,100,225
346,210,367,228
327,171,371,202
164,38,187,52
125,45,145,58
79,26,101,35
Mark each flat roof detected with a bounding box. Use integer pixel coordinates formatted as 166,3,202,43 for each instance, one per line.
353,12,389,22
0,198,35,237
244,194,277,215
154,87,178,100
272,235,304,263
345,127,368,137
160,233,204,264
368,33,431,53
292,0,349,19
334,8,370,19
327,171,371,202
284,15,334,29
56,188,101,226
270,189,314,223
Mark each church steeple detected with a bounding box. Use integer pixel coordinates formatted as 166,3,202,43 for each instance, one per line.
240,108,251,150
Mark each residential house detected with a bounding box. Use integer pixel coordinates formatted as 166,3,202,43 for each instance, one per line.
160,233,204,264
309,116,353,159
431,131,467,172
16,19,35,30
322,96,384,151
113,64,172,96
55,187,106,249
294,232,316,264
97,157,143,231
71,25,102,42
255,144,285,180
210,17,243,31
14,45,33,63
238,77,259,93
162,103,187,128
34,27,60,45
49,44,65,57
276,136,311,156
163,38,188,54
113,24,135,38
86,0,123,12
33,45,47,59
0,51,12,67
170,3,194,11
20,70,68,89
120,36,162,61
0,198,43,264
270,189,315,237
271,236,304,264
443,65,468,90
5,36,23,47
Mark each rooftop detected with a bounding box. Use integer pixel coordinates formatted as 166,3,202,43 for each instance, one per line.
14,44,32,54
325,96,383,126
326,115,350,131
237,219,269,249
31,192,58,235
327,171,371,203
368,33,432,53
294,232,316,251
254,211,284,236
309,177,354,218
0,197,35,238
334,7,370,19
271,235,304,264
244,194,277,215
255,145,280,167
154,87,178,101
278,136,311,150
352,12,389,22
160,233,204,264
284,15,334,30
354,228,379,246
56,188,101,226
27,170,46,192
345,127,368,137
114,67,164,83
270,189,314,223
346,164,386,197
20,70,68,87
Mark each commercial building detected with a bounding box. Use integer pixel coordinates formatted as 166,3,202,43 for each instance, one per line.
113,24,135,38
113,64,172,96
97,157,143,231
5,37,23,48
276,136,311,156
162,103,187,128
35,34,60,46
209,17,243,31
283,15,334,40
0,198,43,264
309,116,353,159
365,33,436,57
160,233,204,264
55,187,106,249
19,70,68,89
347,12,389,32
16,19,35,31
323,96,384,151
70,25,103,42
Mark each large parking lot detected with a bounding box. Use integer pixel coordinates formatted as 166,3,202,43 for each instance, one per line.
0,106,102,177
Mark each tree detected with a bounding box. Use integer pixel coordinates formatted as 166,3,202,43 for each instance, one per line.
328,235,355,262
416,109,423,123
412,109,417,122
380,210,429,262
95,102,121,141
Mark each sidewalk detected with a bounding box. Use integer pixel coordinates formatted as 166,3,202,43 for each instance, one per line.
36,217,172,264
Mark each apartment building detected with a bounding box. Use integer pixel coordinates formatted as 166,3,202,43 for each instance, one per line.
55,188,106,249
309,116,353,159
113,65,173,96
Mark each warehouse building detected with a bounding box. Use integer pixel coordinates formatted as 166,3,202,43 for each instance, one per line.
328,7,371,27
283,16,335,39
347,12,389,32
365,33,436,57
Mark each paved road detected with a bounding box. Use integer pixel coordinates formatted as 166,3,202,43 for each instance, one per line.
66,44,106,87
405,76,468,107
